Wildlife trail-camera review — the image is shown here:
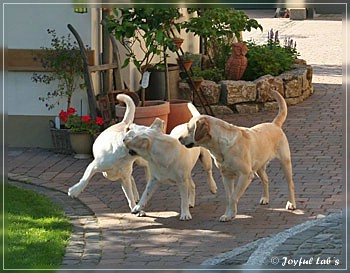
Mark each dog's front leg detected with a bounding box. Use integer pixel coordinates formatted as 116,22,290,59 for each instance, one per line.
178,180,192,220
132,177,159,215
220,175,235,222
231,172,254,217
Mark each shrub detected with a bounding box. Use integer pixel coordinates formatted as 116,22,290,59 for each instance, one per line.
242,31,299,81
192,67,225,82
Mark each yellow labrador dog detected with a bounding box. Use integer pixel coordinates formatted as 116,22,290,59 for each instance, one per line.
179,90,296,222
68,94,150,211
123,116,217,221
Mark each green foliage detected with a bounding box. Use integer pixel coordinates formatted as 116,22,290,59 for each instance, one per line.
4,184,73,269
184,8,263,71
32,29,86,111
192,67,225,82
106,8,183,75
242,39,299,81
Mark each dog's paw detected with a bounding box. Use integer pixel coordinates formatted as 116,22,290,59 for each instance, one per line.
137,210,146,217
219,214,234,222
131,205,141,214
179,212,192,221
286,201,296,210
259,197,269,205
68,186,80,198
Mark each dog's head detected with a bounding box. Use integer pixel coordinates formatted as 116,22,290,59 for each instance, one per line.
123,118,165,156
178,116,211,148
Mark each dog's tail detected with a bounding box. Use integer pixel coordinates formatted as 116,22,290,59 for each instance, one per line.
187,103,200,117
117,94,135,125
272,90,287,128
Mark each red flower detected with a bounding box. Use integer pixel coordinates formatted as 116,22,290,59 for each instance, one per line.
67,107,76,115
59,110,68,123
81,115,91,123
95,116,104,126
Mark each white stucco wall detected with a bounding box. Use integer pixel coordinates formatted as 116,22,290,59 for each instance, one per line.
4,4,92,116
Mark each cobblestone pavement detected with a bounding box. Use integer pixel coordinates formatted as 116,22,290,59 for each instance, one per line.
6,10,346,270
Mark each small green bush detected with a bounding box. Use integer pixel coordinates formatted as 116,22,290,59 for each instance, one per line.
242,40,299,81
192,67,225,82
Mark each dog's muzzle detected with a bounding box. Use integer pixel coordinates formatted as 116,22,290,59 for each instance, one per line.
128,149,138,156
185,143,195,148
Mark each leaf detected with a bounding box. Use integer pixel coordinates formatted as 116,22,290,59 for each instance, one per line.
121,58,130,68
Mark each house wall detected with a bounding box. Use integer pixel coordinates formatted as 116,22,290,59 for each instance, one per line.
5,6,199,148
5,4,93,148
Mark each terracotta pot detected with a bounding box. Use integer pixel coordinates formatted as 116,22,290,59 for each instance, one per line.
193,78,204,91
177,59,193,71
172,38,184,50
69,131,93,159
225,42,248,80
166,99,192,134
115,100,170,131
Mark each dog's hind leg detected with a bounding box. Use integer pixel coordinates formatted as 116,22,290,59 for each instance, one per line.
68,160,99,197
199,148,217,194
120,175,138,211
131,176,139,203
257,166,269,205
277,139,296,210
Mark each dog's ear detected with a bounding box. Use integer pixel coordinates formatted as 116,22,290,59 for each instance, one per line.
150,118,165,133
128,136,151,152
194,118,210,142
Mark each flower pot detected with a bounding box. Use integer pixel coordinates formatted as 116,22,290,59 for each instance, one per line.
177,59,193,71
115,100,170,131
193,78,204,91
172,38,184,50
145,63,180,101
166,99,192,134
69,131,93,159
225,42,248,80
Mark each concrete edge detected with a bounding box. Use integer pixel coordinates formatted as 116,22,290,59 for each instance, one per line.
201,212,342,266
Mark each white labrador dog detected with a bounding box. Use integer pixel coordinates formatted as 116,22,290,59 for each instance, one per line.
178,90,296,222
68,94,150,211
123,106,217,221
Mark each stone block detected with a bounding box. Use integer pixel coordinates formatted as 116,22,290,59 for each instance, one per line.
290,8,307,20
197,105,234,116
220,80,256,105
263,101,279,111
178,82,193,101
279,68,307,98
254,74,284,102
194,80,221,106
235,103,260,114
286,96,303,106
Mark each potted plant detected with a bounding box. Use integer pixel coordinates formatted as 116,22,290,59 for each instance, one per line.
177,52,194,71
32,29,86,111
106,8,186,130
32,29,88,153
59,107,104,159
184,8,263,78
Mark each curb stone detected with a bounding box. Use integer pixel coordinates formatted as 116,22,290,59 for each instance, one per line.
201,212,343,266
7,176,102,267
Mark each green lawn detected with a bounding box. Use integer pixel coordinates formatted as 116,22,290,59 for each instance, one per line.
4,183,73,270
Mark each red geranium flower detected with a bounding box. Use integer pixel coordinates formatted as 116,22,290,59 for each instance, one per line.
67,107,76,115
82,115,91,123
59,110,68,123
95,116,104,126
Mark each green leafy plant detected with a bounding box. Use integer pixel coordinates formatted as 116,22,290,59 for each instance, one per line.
32,29,87,110
192,66,225,82
59,107,104,134
184,8,263,71
106,8,182,75
242,29,300,81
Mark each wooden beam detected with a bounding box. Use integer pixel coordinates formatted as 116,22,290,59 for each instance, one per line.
6,49,95,72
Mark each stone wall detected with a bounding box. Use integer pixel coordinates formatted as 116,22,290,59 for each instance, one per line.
178,61,314,115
